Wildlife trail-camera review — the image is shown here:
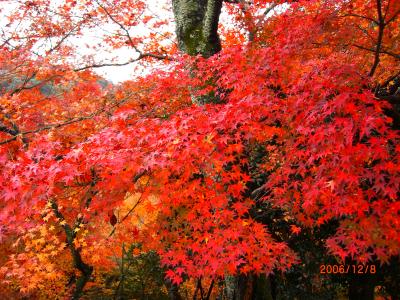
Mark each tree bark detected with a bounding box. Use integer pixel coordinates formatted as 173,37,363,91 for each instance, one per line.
172,0,223,57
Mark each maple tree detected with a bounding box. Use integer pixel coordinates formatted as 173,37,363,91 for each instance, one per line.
0,0,399,299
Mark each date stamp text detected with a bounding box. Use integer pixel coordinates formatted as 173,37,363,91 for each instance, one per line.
319,264,376,274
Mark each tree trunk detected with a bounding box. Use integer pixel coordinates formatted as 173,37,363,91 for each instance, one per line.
236,274,254,300
348,275,375,300
224,274,274,300
172,0,223,58
172,0,225,105
165,279,183,300
253,275,274,300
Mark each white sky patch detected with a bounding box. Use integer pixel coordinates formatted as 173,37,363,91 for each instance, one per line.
78,0,175,82
0,0,174,83
0,1,287,83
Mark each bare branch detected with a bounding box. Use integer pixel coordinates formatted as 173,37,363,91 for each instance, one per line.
263,2,278,16
0,135,17,145
73,59,141,71
74,52,171,72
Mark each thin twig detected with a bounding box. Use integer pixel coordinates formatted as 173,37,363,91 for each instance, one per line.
342,13,379,24
108,177,150,238
385,8,400,24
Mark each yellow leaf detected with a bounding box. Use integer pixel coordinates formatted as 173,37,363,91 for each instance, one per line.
92,254,100,263
40,226,47,237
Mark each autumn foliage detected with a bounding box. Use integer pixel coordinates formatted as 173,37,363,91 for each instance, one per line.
0,0,399,299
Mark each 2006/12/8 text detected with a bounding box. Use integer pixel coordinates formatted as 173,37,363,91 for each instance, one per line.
320,264,376,274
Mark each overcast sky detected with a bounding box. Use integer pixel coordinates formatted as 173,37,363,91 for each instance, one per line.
0,1,281,83
0,0,173,83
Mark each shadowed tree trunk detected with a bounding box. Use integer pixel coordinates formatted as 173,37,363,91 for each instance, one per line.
224,275,275,300
348,275,375,300
165,279,183,300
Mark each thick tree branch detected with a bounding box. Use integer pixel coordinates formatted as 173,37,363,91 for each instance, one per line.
369,0,385,77
263,3,278,16
7,75,61,95
0,111,29,146
50,199,93,300
205,279,214,300
48,169,99,299
352,44,400,59
74,168,99,229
